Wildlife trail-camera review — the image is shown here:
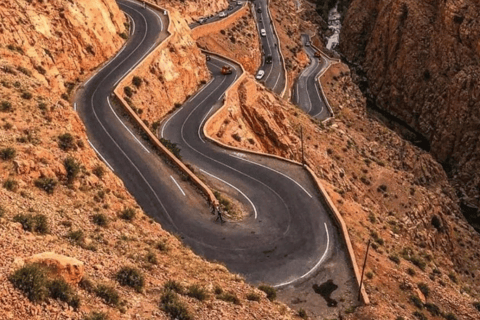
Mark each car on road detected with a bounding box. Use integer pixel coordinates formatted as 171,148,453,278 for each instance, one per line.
266,55,272,64
228,5,233,10
219,11,228,17
198,18,207,24
237,1,243,5
305,41,310,47
256,70,265,80
206,55,211,61
257,8,262,13
221,66,233,75
260,29,266,37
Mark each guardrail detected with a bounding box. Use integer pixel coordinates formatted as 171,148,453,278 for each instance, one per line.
112,1,219,207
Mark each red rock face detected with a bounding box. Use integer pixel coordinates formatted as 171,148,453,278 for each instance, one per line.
340,0,480,227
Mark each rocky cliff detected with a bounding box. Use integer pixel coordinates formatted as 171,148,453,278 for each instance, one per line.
0,0,295,319
150,0,228,23
340,0,480,230
206,63,480,319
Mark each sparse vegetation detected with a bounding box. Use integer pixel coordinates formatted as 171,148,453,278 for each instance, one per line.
64,157,80,184
0,147,16,160
366,271,374,279
417,282,429,298
246,292,260,302
474,301,480,312
1,100,13,112
92,213,108,227
145,250,158,265
10,264,80,308
160,290,193,320
389,254,400,264
95,284,120,306
124,86,133,97
258,285,276,301
58,133,76,151
4,178,19,192
410,295,424,309
116,266,144,292
217,292,241,305
67,230,85,245
13,213,49,234
34,177,58,194
83,312,109,320
155,240,168,252
412,311,427,320
186,284,207,301
164,280,184,294
132,76,143,88
160,138,181,159
425,302,441,316
298,308,307,319
119,207,136,221
93,165,106,178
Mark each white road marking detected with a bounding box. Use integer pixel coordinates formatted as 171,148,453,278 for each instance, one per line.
107,96,151,154
161,107,182,138
88,140,115,172
170,175,186,196
273,223,330,288
230,154,312,198
200,169,258,219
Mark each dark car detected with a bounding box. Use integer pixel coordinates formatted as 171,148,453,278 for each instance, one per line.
266,55,272,64
206,55,211,61
257,8,262,13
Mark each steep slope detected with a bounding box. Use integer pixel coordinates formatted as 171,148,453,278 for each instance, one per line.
206,65,480,319
150,0,228,23
0,1,294,319
117,10,211,130
340,0,480,230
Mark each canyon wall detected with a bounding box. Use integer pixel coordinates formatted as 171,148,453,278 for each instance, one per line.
340,0,480,229
150,0,228,23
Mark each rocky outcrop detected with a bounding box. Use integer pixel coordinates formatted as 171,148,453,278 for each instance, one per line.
118,9,210,129
25,252,84,285
340,0,480,229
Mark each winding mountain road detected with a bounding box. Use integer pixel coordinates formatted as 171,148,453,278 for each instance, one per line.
292,34,332,120
76,0,352,289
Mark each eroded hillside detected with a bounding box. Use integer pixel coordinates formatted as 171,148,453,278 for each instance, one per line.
340,0,480,231
150,0,228,23
0,0,295,319
206,64,480,319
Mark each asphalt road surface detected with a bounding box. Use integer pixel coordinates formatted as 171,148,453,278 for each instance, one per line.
76,0,348,288
252,0,286,94
292,34,332,120
189,0,244,29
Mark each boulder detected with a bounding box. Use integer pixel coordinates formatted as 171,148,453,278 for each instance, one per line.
25,252,84,285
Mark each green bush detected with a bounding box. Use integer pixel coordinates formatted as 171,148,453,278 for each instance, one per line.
48,278,80,308
116,266,144,292
160,290,192,320
0,205,5,218
58,133,76,151
92,213,108,227
21,91,33,100
407,268,416,276
474,301,480,311
410,295,424,309
34,177,57,194
95,284,120,306
444,313,457,320
366,271,374,279
217,292,240,305
9,264,49,302
83,312,109,320
412,311,427,320
1,100,12,112
119,32,128,39
64,157,80,183
160,138,181,159
145,251,157,264
3,178,18,192
258,285,276,301
119,208,136,221
186,284,207,301
389,254,401,264
164,280,183,294
214,285,223,295
132,76,143,88
0,147,16,160
155,240,168,252
246,292,260,302
13,214,49,234
424,302,441,316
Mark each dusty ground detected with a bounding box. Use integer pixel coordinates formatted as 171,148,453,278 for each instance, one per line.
197,6,262,75
206,63,480,319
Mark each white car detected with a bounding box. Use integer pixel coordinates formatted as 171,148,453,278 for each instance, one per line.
260,29,266,37
237,1,243,5
256,70,265,80
219,11,227,18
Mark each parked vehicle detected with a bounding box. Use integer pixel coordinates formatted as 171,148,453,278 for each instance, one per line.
260,29,266,37
221,66,233,75
219,11,227,17
199,18,207,24
266,55,272,64
305,41,310,47
257,8,262,13
256,70,265,80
